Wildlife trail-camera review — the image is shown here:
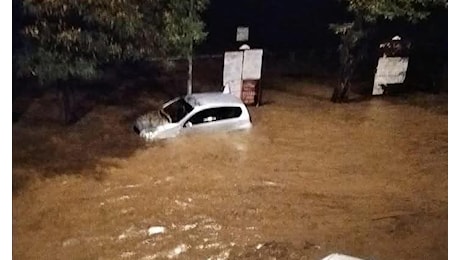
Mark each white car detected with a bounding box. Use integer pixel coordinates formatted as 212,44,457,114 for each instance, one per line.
134,93,252,140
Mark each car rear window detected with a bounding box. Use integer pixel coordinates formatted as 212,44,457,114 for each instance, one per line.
188,107,242,125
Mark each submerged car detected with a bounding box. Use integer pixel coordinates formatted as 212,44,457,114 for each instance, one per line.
134,92,252,140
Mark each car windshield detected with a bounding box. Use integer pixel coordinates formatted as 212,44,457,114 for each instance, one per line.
161,98,194,123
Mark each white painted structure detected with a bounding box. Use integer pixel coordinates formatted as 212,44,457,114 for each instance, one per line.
223,49,263,100
372,57,409,95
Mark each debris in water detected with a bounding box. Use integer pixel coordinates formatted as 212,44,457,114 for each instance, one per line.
262,181,279,186
119,226,147,240
121,207,135,214
303,240,321,250
321,253,364,260
140,255,157,260
106,195,133,203
204,223,222,231
175,199,190,208
62,238,80,247
166,244,189,258
207,249,231,260
256,243,264,250
121,251,136,258
181,223,198,231
141,238,156,246
148,226,166,236
125,184,141,188
205,242,221,249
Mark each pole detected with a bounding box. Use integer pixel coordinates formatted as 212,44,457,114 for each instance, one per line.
187,50,192,95
187,0,193,95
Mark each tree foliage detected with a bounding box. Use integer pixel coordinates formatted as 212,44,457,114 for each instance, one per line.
16,0,208,85
345,0,447,23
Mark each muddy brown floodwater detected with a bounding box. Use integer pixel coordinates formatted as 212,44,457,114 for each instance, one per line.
13,84,447,260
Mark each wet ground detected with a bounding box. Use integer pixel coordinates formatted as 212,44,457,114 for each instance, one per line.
13,79,447,260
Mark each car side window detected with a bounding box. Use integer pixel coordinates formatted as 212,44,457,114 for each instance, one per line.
185,107,242,126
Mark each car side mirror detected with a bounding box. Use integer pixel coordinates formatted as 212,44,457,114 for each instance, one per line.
184,121,193,128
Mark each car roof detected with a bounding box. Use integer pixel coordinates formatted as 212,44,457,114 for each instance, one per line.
184,92,245,107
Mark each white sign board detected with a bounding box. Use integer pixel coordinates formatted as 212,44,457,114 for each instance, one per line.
242,49,263,80
236,27,249,42
322,254,364,260
372,57,409,95
223,51,244,98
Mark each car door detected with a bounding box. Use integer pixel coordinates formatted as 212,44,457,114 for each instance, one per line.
181,107,243,135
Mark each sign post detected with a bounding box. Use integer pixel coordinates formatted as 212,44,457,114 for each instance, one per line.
222,26,264,106
187,0,194,95
223,49,263,106
372,57,409,95
223,51,244,96
372,36,411,95
236,27,249,42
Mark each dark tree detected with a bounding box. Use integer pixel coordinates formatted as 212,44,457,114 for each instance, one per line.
15,0,208,124
330,0,447,103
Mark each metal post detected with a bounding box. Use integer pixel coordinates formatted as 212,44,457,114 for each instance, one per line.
187,0,193,95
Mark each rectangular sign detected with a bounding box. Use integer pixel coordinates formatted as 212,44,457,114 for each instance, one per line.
372,57,409,95
242,49,263,80
223,51,244,98
236,27,249,42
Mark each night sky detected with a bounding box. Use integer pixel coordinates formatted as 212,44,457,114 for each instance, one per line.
199,0,348,52
198,0,447,59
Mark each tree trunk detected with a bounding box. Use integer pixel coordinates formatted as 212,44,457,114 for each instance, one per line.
187,53,193,95
187,0,194,95
340,81,350,101
331,81,350,103
331,83,343,103
332,59,352,103
331,16,364,103
58,82,76,125
331,40,354,103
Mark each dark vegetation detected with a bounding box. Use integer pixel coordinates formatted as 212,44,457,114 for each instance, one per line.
13,0,447,124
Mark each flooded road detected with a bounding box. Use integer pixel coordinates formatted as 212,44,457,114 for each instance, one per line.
13,87,447,259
